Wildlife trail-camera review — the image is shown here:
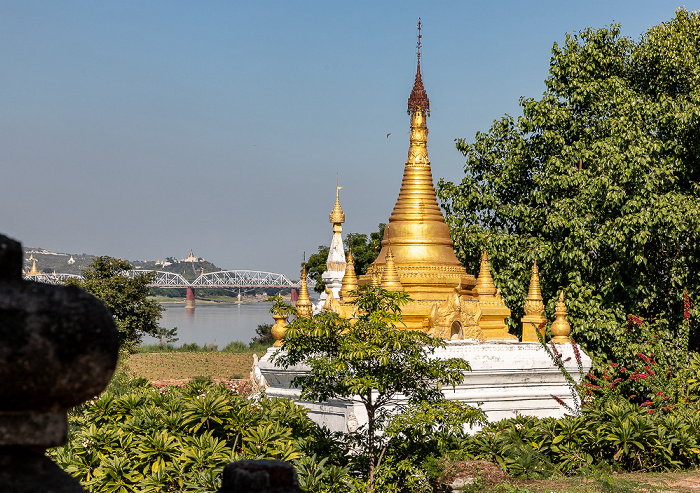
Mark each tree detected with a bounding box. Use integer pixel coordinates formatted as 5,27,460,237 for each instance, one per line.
306,223,386,294
274,286,482,492
65,256,163,348
305,245,330,294
437,9,700,362
250,323,274,346
345,223,386,277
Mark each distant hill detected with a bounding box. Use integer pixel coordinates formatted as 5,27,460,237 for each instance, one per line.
23,247,225,280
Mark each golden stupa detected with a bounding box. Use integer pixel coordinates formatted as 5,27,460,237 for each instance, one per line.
27,254,41,276
354,23,514,340
357,26,472,326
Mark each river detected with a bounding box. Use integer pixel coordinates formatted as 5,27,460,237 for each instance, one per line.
142,302,276,348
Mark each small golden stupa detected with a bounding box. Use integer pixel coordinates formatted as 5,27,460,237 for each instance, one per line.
295,264,313,318
27,254,40,276
521,262,546,342
339,250,358,302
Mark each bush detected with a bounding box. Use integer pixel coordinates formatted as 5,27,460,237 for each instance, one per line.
250,323,274,346
222,341,248,353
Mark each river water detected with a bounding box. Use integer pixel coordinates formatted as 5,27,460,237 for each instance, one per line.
142,302,276,348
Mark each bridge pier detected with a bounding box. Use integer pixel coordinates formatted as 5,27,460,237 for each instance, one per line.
185,287,196,311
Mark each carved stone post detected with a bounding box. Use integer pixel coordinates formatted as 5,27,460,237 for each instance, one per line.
0,234,119,492
217,460,305,493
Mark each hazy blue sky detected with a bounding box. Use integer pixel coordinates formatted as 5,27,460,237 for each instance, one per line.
1,1,695,278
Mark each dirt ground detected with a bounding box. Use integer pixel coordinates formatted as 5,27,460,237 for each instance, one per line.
446,460,700,492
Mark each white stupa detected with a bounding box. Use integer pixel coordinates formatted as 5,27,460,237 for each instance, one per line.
314,184,347,313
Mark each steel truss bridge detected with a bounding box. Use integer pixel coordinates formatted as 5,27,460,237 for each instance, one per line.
25,270,314,289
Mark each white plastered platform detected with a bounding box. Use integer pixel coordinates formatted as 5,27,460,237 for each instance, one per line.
258,340,591,433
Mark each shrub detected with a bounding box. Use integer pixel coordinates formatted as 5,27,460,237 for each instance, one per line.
222,341,248,353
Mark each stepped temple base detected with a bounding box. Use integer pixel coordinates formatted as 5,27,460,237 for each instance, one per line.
258,341,592,433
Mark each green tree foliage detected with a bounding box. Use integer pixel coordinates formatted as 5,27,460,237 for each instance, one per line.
437,9,700,360
306,223,386,293
65,257,163,349
274,286,483,492
305,245,330,294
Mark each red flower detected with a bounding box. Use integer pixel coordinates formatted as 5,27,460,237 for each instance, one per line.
637,353,651,364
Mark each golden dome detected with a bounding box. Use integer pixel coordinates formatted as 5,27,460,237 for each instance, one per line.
329,185,345,226
550,291,572,343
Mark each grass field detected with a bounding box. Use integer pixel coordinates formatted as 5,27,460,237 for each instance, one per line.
127,351,264,382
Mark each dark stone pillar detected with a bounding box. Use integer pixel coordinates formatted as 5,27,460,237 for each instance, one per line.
217,460,306,493
0,234,119,492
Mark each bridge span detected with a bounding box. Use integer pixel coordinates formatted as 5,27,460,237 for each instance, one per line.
25,269,311,289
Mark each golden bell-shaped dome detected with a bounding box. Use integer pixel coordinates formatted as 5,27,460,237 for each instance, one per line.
550,291,572,343
329,185,345,226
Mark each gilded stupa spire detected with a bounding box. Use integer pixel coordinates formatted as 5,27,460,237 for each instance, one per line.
381,246,403,291
407,18,429,117
472,251,517,341
521,262,547,342
524,263,544,315
358,19,476,331
296,260,313,318
366,20,466,278
329,175,345,227
340,250,358,301
473,252,497,297
326,178,347,274
27,255,40,276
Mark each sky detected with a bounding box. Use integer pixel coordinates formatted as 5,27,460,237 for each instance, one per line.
1,1,696,279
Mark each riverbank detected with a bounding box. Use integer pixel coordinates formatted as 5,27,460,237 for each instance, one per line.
148,295,296,304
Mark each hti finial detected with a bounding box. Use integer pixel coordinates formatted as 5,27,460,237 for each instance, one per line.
416,18,422,66
408,18,429,116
